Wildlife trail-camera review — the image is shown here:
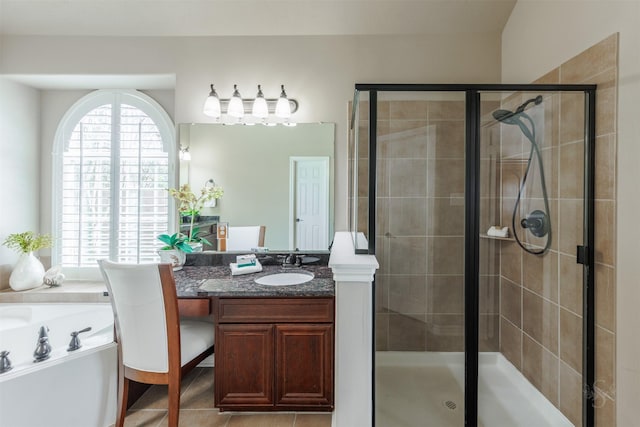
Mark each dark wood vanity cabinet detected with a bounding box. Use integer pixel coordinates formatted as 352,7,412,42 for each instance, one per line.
214,297,334,412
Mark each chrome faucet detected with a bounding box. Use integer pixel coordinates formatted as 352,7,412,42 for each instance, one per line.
67,327,92,352
34,326,52,362
0,351,12,373
282,253,302,268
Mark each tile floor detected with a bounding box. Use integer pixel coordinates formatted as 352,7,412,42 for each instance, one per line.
113,368,332,427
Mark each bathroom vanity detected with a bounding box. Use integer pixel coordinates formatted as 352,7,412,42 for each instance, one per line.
214,296,333,411
174,260,335,412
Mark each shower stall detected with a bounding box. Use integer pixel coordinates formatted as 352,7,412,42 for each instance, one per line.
348,84,596,427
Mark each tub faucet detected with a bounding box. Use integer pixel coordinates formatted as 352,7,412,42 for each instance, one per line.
34,326,52,362
67,327,92,352
0,351,12,373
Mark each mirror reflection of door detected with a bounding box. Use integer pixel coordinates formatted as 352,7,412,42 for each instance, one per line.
290,157,329,250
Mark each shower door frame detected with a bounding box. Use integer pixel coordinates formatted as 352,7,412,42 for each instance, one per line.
354,83,597,427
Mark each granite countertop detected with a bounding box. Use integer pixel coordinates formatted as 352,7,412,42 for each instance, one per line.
0,258,334,303
174,264,334,298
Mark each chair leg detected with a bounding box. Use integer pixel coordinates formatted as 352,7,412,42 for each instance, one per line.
116,375,129,427
167,377,181,427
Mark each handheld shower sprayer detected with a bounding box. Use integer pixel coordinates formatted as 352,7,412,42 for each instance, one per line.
491,95,543,124
493,95,551,256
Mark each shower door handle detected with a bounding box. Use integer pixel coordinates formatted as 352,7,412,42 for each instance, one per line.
576,245,588,265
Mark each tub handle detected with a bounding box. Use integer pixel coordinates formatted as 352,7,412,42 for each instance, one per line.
67,327,92,352
0,350,12,373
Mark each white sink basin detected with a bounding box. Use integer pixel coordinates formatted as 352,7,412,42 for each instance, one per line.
254,272,314,286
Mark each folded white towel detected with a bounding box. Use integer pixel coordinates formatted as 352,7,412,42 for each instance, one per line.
487,226,509,238
230,259,263,276
236,254,257,267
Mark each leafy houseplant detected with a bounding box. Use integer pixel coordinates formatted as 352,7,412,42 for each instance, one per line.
157,232,193,253
167,183,223,246
186,227,213,248
3,231,52,253
2,231,53,291
156,232,192,270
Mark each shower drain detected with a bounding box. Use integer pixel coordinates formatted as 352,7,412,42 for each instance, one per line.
443,400,458,411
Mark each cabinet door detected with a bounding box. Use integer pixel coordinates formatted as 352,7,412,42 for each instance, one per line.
215,324,274,408
275,324,334,408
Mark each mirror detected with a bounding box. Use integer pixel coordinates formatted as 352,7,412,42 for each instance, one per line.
179,123,335,251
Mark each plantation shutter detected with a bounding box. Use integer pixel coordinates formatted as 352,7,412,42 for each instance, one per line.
59,93,170,267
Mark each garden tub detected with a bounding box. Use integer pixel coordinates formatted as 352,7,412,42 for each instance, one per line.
0,303,117,427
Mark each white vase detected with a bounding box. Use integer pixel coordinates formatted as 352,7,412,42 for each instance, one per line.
157,249,186,271
9,252,46,291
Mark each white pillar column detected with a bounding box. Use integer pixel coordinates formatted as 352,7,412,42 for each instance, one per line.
329,232,379,427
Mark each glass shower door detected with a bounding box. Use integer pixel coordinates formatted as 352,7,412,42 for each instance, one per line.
372,91,467,427
477,91,587,427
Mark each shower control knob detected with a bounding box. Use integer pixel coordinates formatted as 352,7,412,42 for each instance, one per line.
520,210,550,238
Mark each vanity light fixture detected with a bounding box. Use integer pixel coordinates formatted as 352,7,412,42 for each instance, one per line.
179,145,191,161
203,84,221,118
202,83,299,125
227,84,245,118
275,85,292,118
252,85,269,119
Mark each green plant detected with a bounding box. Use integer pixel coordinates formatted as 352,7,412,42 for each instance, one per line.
3,231,53,253
157,233,193,253
187,227,213,247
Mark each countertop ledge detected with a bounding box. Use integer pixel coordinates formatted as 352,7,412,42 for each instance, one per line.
177,264,334,297
0,265,334,303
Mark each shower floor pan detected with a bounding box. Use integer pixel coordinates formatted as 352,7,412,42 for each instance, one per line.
376,351,573,427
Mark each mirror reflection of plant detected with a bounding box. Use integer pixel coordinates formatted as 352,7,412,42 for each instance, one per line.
3,231,53,253
167,183,224,244
187,227,213,247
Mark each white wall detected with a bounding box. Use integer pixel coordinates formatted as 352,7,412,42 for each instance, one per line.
0,78,41,288
1,33,502,237
503,2,640,425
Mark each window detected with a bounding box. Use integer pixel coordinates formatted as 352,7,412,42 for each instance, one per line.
53,90,175,272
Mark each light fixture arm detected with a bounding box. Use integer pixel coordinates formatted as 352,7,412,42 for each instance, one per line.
203,83,299,121
215,98,298,114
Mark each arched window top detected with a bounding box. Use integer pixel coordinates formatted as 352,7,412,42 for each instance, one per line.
55,89,174,153
52,90,175,273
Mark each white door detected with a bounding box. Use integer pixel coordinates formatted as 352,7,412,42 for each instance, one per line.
290,157,329,250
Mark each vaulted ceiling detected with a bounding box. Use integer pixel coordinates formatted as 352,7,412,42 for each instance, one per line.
0,0,516,37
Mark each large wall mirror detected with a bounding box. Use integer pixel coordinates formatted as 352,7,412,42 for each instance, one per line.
179,123,335,252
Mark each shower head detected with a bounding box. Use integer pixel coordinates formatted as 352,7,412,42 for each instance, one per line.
492,109,519,124
492,95,543,124
515,95,543,114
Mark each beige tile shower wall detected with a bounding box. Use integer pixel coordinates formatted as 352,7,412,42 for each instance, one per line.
370,99,499,353
498,34,618,426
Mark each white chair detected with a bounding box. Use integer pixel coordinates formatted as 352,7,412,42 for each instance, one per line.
98,260,214,427
226,225,266,251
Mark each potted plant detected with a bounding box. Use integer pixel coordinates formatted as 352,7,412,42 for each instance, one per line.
167,182,223,250
156,232,192,270
2,231,53,291
185,226,214,252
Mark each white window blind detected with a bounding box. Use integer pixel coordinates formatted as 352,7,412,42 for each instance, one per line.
56,91,173,268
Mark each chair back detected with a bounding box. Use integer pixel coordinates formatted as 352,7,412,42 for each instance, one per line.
98,260,179,373
226,225,266,251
